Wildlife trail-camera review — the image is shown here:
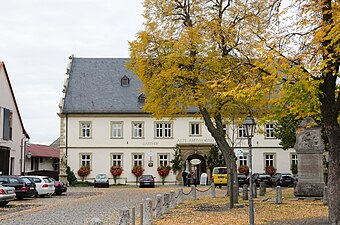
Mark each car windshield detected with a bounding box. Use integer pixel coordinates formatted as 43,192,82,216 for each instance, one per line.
21,177,33,184
214,168,227,174
43,178,52,183
141,175,153,179
96,174,108,179
259,174,270,178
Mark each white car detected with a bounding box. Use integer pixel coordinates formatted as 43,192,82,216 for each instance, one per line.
22,176,55,197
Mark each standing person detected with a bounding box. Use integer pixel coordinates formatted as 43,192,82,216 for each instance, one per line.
182,170,187,186
187,172,191,187
192,170,197,187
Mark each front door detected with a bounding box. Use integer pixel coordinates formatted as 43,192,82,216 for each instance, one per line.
0,147,10,175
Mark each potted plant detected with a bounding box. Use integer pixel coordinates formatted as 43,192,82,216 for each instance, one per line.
110,165,123,185
265,165,277,176
157,165,171,185
77,165,90,181
238,165,249,176
131,165,144,185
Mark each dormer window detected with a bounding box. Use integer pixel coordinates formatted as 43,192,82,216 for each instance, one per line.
121,76,130,87
138,94,146,104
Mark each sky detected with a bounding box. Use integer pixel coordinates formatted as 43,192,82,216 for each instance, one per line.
0,0,144,145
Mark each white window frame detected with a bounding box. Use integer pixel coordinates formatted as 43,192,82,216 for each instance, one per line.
291,153,298,165
158,154,170,166
265,123,275,138
79,153,92,168
239,154,248,166
155,122,173,138
238,125,246,138
264,153,276,168
132,153,144,167
111,122,123,138
132,122,144,139
111,153,123,167
189,122,202,136
80,121,92,138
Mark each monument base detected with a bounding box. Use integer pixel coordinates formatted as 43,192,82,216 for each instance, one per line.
294,182,325,197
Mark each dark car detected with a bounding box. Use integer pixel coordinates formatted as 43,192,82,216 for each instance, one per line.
49,177,67,195
139,175,155,188
0,176,37,199
253,173,273,187
271,173,295,187
237,173,248,186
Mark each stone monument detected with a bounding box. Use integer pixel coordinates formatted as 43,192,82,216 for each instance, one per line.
294,117,325,197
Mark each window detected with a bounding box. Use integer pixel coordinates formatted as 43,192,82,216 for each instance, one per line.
121,76,130,87
132,122,144,138
80,154,91,167
3,108,12,140
265,124,275,138
159,154,169,166
80,122,92,138
238,126,246,138
133,154,143,166
138,94,146,104
111,154,123,167
291,154,298,165
111,122,123,138
155,122,172,138
264,153,275,167
239,155,248,166
190,123,201,136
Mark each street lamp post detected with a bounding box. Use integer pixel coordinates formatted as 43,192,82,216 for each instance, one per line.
243,114,256,225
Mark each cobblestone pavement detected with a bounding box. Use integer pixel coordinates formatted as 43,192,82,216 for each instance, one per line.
0,185,225,225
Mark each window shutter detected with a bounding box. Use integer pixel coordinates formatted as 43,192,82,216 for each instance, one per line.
3,108,10,140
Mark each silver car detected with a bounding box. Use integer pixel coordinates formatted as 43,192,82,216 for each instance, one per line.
0,185,16,206
94,174,109,188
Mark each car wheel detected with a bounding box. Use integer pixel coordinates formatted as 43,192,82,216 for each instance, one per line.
0,201,9,206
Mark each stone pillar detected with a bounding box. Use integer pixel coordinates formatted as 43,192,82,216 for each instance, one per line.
155,194,163,218
144,198,152,225
170,190,176,209
131,207,135,225
242,184,248,200
259,182,266,196
252,185,257,198
177,188,184,203
210,183,216,198
163,193,170,213
89,218,102,225
118,207,130,225
191,185,196,200
294,118,325,197
276,186,282,204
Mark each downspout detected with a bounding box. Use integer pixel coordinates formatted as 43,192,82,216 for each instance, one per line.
21,136,30,175
66,114,68,167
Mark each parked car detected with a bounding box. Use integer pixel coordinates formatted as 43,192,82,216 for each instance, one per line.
0,176,37,199
271,173,295,187
94,174,109,188
212,167,228,188
237,173,248,186
253,173,273,187
49,177,67,195
22,176,55,197
0,185,16,206
139,175,155,188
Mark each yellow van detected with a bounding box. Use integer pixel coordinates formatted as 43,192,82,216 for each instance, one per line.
212,167,228,188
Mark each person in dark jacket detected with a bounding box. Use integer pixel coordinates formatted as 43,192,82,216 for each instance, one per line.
182,171,187,186
187,172,191,187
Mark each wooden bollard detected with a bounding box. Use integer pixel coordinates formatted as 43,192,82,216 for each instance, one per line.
253,184,257,198
163,193,170,213
118,207,130,225
155,194,163,218
259,182,266,196
170,190,176,209
144,198,152,225
242,184,248,200
131,207,135,225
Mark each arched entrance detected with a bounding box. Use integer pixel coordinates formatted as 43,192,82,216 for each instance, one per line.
186,154,207,183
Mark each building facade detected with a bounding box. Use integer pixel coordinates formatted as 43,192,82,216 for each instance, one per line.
0,61,29,175
58,57,296,184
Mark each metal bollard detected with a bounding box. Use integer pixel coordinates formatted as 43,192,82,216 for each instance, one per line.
276,186,282,204
191,185,196,200
118,207,130,225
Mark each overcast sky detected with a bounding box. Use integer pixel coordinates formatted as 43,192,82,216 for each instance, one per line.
1,0,144,145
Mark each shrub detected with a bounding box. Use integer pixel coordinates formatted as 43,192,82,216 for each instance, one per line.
66,166,77,185
157,165,171,185
131,165,144,185
291,163,298,175
110,165,123,184
77,165,90,181
265,166,277,176
238,165,249,176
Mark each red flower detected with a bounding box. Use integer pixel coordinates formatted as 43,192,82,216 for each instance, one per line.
132,165,144,177
157,165,171,178
110,165,123,177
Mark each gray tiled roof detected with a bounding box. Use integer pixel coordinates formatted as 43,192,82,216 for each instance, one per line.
62,58,146,114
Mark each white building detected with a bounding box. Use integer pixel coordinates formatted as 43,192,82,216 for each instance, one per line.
0,61,29,175
58,57,296,184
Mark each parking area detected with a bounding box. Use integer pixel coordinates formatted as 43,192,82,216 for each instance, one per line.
0,185,225,225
